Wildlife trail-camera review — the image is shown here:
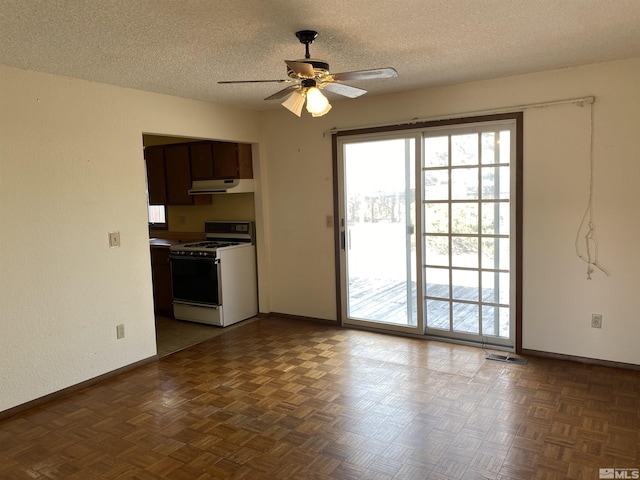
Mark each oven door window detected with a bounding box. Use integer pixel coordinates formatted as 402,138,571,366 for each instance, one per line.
170,257,220,305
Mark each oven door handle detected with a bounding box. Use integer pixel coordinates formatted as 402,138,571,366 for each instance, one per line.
169,254,219,263
173,300,220,309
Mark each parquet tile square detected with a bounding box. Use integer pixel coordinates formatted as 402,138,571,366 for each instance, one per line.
1,317,639,479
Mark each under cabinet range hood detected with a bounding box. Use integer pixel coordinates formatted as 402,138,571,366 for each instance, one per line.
189,179,254,195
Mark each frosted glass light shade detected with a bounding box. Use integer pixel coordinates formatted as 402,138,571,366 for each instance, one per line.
305,87,331,116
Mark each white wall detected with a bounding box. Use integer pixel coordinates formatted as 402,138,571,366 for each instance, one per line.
0,65,262,412
261,57,640,365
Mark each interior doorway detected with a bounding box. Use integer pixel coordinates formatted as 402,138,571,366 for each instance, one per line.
142,133,259,356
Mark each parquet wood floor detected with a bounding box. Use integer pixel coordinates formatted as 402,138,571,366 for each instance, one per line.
1,317,638,479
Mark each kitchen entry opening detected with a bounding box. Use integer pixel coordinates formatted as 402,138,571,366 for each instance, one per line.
335,114,522,350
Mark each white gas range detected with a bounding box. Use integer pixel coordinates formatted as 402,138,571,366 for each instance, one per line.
169,221,257,327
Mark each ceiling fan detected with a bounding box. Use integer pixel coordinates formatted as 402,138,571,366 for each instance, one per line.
218,30,398,117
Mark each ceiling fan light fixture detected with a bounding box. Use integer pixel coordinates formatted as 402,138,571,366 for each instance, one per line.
219,30,397,118
281,90,305,117
305,87,331,116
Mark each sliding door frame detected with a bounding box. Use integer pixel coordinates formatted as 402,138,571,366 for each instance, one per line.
332,112,523,353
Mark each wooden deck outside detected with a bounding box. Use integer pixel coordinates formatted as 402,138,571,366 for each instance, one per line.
348,277,510,338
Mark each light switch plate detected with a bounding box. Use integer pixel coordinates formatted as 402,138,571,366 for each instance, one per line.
109,231,120,248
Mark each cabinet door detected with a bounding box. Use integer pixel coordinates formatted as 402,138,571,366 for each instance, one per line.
212,141,240,179
144,146,167,204
237,143,254,179
151,246,173,315
190,142,215,181
164,144,193,205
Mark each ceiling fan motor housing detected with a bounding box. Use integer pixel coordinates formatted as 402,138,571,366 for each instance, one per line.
300,78,317,89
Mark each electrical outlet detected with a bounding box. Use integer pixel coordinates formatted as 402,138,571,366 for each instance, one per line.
591,313,602,329
109,231,120,248
116,324,125,339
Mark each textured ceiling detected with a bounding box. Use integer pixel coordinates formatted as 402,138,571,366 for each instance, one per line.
2,0,640,111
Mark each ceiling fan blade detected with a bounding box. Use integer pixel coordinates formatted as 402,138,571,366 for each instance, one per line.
331,67,398,82
322,82,367,98
264,84,300,101
218,79,289,84
285,60,315,78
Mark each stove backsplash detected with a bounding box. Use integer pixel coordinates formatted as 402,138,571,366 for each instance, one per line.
165,194,255,233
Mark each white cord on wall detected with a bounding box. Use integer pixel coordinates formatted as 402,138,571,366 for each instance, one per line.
574,100,609,279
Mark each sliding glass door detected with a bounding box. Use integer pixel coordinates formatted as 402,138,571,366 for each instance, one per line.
339,135,421,333
336,116,519,348
422,124,515,346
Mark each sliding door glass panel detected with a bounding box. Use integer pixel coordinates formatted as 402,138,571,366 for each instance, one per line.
453,302,479,334
452,269,479,302
342,138,417,328
426,298,449,330
424,125,514,345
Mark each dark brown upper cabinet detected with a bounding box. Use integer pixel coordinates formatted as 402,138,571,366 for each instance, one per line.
189,142,216,181
212,141,241,179
189,141,253,181
145,143,210,206
236,143,254,179
163,144,194,205
144,140,253,206
144,145,167,205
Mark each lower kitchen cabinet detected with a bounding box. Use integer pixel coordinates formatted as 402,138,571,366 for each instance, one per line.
150,246,173,315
